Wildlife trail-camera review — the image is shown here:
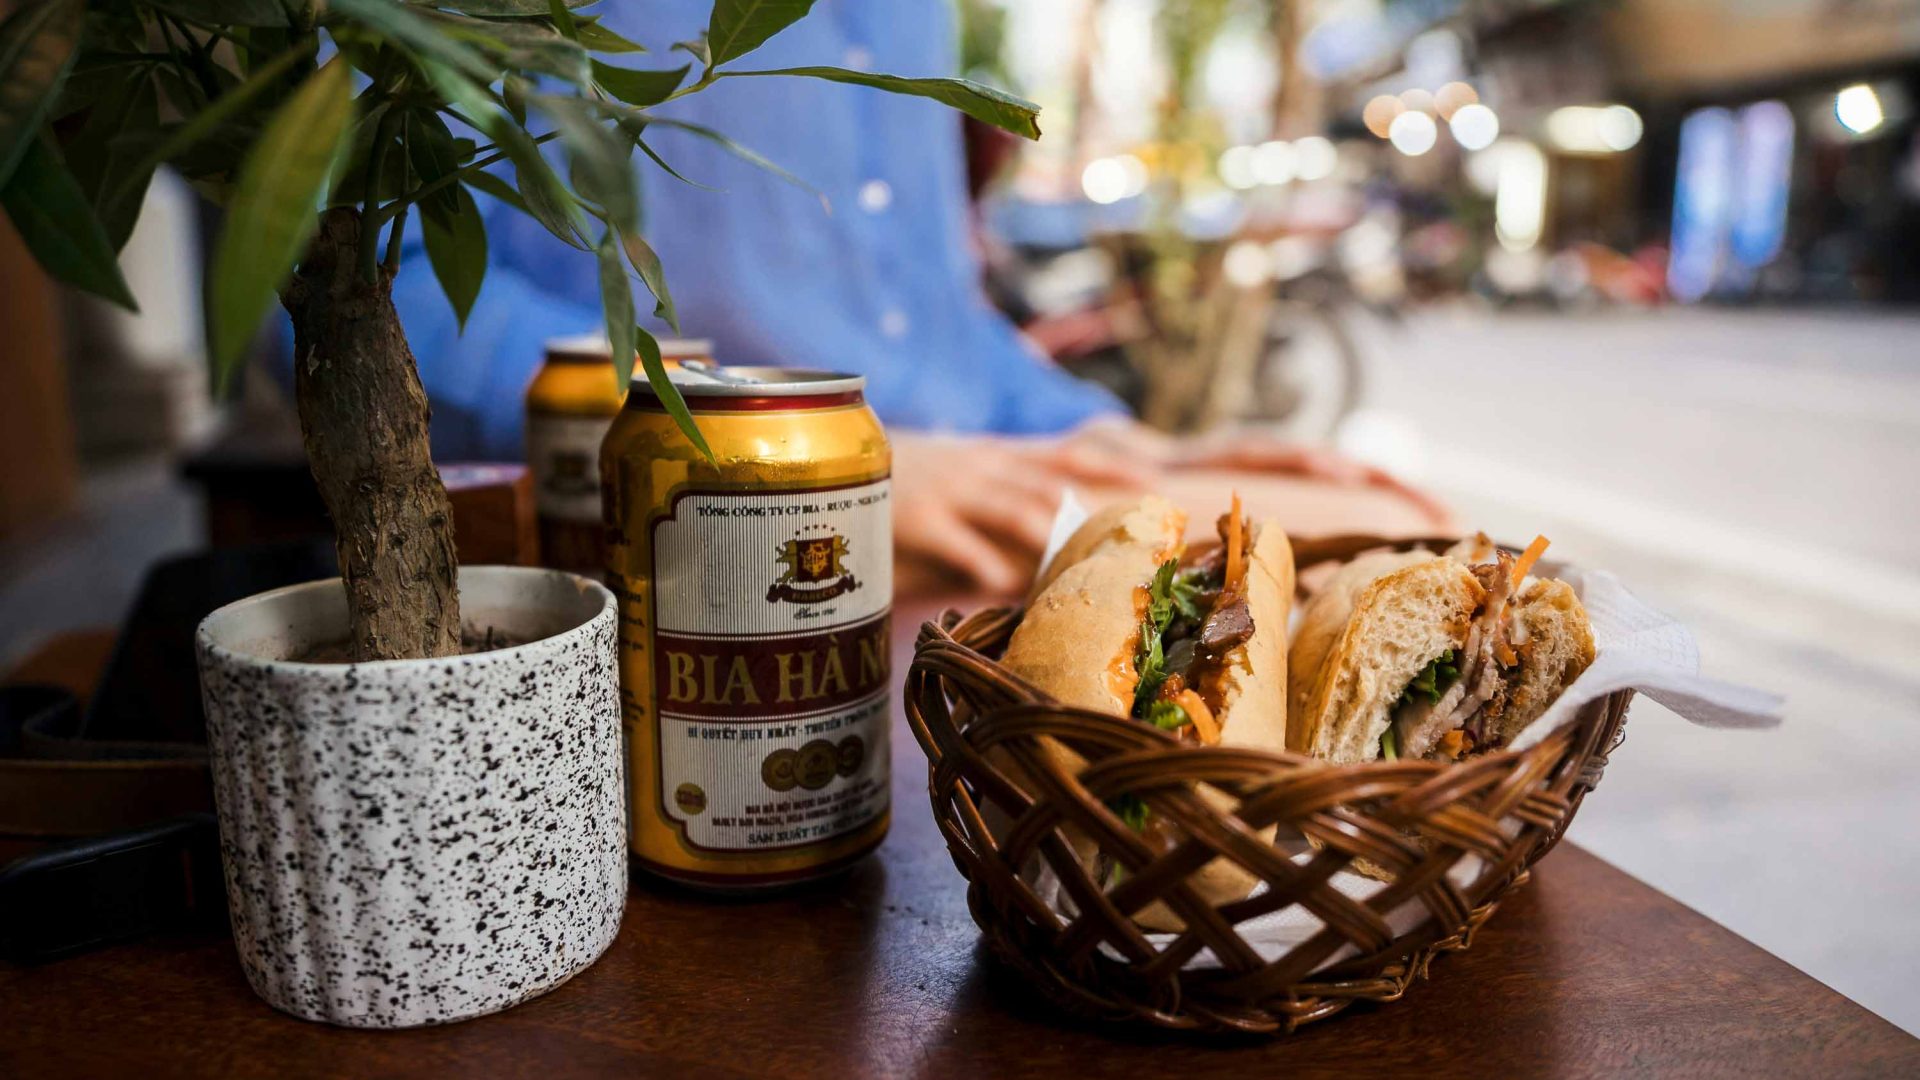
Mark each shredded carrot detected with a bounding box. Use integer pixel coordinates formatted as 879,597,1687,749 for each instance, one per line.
1438,729,1471,759
1174,688,1220,745
1223,492,1245,596
1509,534,1551,586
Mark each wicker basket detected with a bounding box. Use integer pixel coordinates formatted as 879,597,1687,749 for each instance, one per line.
903,535,1633,1035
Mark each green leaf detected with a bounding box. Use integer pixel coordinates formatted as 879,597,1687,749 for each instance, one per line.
147,0,288,28
591,60,687,107
416,57,584,249
0,0,84,188
51,50,144,121
325,97,399,206
597,230,635,390
405,109,463,218
635,112,818,203
671,36,711,69
620,229,676,330
0,136,137,309
427,11,589,84
704,0,818,68
723,67,1041,140
633,136,718,191
207,59,356,384
409,0,597,14
599,244,708,457
502,74,528,124
637,323,713,460
502,124,586,249
1131,618,1166,717
328,0,498,83
423,183,487,330
65,70,158,250
104,39,309,216
575,19,647,55
542,93,635,232
463,166,531,215
547,0,578,40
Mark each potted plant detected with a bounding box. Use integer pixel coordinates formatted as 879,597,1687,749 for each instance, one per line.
0,0,1037,1027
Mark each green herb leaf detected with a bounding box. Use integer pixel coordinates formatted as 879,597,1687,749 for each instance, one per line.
1147,700,1191,731
1401,648,1460,706
1113,793,1150,832
207,58,355,385
1132,617,1167,718
721,66,1041,140
0,0,84,190
1169,568,1208,623
423,183,487,331
704,0,818,68
1145,560,1175,629
1380,725,1399,761
0,136,137,309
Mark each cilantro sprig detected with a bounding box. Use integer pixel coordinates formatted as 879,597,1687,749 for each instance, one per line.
1380,649,1462,760
1404,649,1460,706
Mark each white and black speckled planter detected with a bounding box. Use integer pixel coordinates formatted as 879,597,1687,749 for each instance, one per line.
194,567,626,1029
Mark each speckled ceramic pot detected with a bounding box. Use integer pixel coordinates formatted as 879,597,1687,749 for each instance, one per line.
194,566,626,1028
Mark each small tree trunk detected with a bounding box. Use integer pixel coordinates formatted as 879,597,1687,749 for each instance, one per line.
282,207,460,661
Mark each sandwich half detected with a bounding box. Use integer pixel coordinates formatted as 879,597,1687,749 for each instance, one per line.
1000,494,1293,928
1288,535,1594,765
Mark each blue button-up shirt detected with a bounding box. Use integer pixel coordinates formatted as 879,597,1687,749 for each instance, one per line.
388,0,1118,461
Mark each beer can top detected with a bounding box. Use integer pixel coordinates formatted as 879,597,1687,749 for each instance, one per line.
634,363,866,399
543,334,714,364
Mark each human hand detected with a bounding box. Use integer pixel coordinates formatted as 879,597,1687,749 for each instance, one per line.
1162,427,1453,529
890,430,1152,596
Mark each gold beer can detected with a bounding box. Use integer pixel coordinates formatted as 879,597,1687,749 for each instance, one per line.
525,335,712,575
602,366,891,888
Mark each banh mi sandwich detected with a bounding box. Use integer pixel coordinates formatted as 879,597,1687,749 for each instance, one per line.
1288,534,1594,766
1000,494,1293,927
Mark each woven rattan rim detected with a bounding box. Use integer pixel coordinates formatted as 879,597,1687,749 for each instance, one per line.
904,535,1632,1035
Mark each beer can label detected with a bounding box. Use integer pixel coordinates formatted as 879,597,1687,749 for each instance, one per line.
648,479,891,853
526,413,612,523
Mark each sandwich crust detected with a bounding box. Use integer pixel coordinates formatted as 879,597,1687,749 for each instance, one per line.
1490,578,1596,746
1006,496,1185,713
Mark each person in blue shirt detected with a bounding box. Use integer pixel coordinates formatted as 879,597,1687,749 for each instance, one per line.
383,0,1443,593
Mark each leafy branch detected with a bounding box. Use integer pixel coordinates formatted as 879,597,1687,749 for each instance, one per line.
0,0,1041,449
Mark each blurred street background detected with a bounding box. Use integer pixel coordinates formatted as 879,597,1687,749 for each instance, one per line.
4,0,1918,1036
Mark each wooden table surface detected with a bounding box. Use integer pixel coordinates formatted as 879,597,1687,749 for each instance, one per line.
4,604,1915,1079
